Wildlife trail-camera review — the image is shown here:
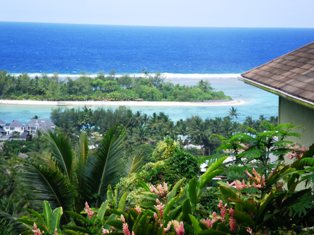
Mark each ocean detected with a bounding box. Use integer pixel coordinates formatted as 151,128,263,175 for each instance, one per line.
1,22,314,122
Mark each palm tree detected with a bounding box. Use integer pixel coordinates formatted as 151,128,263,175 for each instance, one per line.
229,106,238,120
21,127,127,215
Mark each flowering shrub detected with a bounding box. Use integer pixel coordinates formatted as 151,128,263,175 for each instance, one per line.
18,128,314,235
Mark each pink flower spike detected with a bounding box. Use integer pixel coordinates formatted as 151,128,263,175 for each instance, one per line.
102,228,110,234
229,208,235,217
32,223,43,235
229,217,237,232
245,169,253,179
211,212,219,223
134,205,142,214
200,218,213,228
218,200,223,209
123,223,131,235
84,202,94,218
163,221,172,232
246,227,253,235
121,214,126,223
172,221,185,235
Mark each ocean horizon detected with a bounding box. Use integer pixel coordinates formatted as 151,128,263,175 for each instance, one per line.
1,22,314,74
1,23,314,122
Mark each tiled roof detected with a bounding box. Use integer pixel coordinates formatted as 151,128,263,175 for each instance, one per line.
28,119,55,130
242,42,314,106
10,120,24,128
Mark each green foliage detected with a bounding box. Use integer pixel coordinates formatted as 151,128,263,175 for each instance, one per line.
152,137,179,161
165,149,199,184
80,128,126,206
19,201,63,235
0,71,229,101
18,126,127,227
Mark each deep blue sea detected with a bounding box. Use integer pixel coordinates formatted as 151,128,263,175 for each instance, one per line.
1,22,314,74
0,22,314,122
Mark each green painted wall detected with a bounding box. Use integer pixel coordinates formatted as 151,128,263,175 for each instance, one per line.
279,97,314,147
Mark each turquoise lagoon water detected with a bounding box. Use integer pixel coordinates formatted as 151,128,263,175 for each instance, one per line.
0,76,277,122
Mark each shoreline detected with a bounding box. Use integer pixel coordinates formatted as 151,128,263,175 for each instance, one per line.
9,72,242,80
0,99,246,107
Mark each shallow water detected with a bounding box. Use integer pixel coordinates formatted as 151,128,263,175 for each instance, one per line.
0,75,278,122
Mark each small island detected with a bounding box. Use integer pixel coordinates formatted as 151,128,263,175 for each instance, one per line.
0,71,230,102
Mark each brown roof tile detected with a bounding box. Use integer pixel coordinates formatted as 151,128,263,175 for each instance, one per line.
242,42,314,104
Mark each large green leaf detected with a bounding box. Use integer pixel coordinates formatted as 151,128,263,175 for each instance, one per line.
189,214,202,234
188,177,199,207
78,132,89,166
79,127,126,206
167,178,185,201
21,162,75,213
199,157,226,189
43,200,53,230
46,131,74,179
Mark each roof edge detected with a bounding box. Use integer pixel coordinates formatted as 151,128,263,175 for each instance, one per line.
241,76,314,109
241,42,314,78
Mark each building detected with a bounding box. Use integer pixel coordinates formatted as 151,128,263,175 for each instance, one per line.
242,42,314,147
27,118,56,134
0,118,55,141
3,120,25,136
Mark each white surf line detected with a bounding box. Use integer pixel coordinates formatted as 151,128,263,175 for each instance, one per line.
0,99,246,107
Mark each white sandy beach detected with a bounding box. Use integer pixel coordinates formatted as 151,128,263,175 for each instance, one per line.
0,99,245,107
10,72,241,80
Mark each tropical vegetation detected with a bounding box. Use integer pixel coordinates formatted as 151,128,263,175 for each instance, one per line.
0,108,313,234
0,71,229,101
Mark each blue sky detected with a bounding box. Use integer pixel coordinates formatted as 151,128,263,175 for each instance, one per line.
0,0,313,28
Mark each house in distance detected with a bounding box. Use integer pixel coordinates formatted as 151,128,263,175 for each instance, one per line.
0,118,55,141
242,42,314,147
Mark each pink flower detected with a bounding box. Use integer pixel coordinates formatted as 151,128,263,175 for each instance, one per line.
121,215,134,235
154,199,165,218
229,217,237,232
84,202,94,218
246,227,253,235
172,221,184,235
32,223,43,235
245,168,265,189
150,182,168,197
200,218,213,228
163,221,172,232
245,169,253,178
102,228,110,234
229,208,234,217
211,212,219,224
123,223,131,235
134,205,142,214
218,200,227,220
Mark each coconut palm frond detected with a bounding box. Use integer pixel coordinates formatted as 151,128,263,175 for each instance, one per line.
46,131,74,179
80,127,125,206
126,155,144,177
21,162,75,212
78,132,89,166
0,210,28,235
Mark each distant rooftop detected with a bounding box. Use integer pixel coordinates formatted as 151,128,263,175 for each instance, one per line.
10,120,24,128
242,42,314,108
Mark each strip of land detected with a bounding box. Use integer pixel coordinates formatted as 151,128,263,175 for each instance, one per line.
0,99,245,107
